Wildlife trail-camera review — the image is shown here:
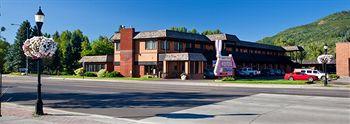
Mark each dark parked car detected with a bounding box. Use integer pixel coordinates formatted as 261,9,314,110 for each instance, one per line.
204,69,215,79
261,69,275,76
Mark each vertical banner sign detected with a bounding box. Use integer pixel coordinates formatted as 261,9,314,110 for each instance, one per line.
214,40,236,77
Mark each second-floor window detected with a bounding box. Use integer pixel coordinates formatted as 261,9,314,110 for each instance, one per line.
146,40,157,50
162,40,170,50
174,42,183,51
186,42,191,49
115,42,120,51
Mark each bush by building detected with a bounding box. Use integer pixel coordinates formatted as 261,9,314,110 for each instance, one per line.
105,71,121,77
97,69,107,77
74,67,85,76
84,72,97,77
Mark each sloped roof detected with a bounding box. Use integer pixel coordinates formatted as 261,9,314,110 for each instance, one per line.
206,34,239,41
159,53,207,61
112,30,211,42
237,41,285,51
282,46,305,51
111,29,285,51
79,55,113,63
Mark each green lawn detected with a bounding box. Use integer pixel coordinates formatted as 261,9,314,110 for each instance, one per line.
55,75,161,81
220,79,309,85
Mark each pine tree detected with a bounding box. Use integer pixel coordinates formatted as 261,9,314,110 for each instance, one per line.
4,20,32,72
71,30,84,69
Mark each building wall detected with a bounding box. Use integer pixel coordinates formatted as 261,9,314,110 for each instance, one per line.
336,42,350,77
113,28,291,79
135,40,158,61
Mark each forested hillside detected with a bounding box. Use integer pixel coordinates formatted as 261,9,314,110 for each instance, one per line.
258,11,350,60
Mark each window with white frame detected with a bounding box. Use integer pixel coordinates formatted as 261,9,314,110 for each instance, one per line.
146,40,157,50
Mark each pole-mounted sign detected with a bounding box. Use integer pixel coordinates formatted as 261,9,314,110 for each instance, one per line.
213,40,236,77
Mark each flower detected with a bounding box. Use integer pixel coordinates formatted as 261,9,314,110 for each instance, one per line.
22,36,57,59
317,54,333,64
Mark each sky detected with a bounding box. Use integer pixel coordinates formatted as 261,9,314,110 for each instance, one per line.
0,0,350,44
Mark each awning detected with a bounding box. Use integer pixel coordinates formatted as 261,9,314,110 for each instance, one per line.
159,53,207,61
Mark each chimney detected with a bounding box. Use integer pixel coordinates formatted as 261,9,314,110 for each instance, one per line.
119,28,135,77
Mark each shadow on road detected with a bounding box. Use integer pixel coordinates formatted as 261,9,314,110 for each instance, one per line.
155,113,259,119
2,92,247,109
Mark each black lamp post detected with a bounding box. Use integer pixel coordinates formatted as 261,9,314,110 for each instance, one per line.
323,44,328,86
34,6,45,115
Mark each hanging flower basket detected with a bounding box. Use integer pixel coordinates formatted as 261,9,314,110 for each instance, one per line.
22,36,57,59
317,54,333,64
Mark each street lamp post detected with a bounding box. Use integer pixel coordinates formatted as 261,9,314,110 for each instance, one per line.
34,6,45,115
323,44,328,86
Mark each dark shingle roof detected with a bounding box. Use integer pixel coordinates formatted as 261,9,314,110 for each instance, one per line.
112,29,210,42
111,29,285,51
79,55,113,63
237,41,285,51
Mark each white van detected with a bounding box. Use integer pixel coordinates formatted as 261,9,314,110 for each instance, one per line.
294,69,326,80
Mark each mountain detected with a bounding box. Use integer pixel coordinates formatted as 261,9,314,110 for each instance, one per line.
257,10,350,60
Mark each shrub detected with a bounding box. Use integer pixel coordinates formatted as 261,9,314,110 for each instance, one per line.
74,67,85,76
329,74,339,80
142,75,154,79
221,76,236,81
84,72,97,77
105,71,121,77
97,69,107,77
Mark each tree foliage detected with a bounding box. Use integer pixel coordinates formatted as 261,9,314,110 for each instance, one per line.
0,39,9,72
4,20,32,72
81,36,114,56
169,26,222,35
201,29,222,35
258,11,350,60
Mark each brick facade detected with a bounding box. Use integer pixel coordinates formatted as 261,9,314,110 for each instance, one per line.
119,28,135,77
336,42,350,77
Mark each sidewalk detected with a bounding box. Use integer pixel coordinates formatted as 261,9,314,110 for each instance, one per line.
0,102,147,124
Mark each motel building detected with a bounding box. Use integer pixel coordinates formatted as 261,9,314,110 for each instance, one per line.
81,28,298,79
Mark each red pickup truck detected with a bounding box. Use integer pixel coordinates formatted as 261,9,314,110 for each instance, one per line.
284,72,318,82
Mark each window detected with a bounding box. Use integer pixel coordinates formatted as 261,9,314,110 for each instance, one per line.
186,42,191,49
162,40,170,50
313,71,318,74
115,42,120,51
179,42,183,51
174,42,182,51
86,64,105,72
307,70,312,73
145,65,157,75
145,40,157,50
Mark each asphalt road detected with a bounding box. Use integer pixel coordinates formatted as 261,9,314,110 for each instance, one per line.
1,76,349,120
